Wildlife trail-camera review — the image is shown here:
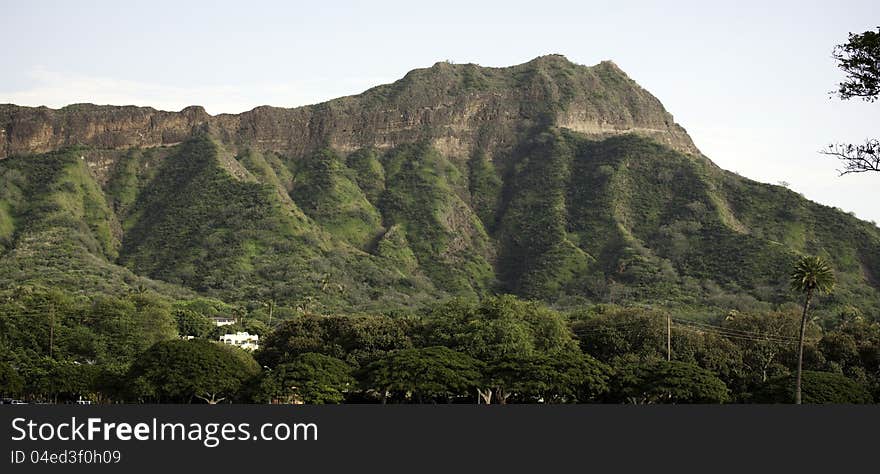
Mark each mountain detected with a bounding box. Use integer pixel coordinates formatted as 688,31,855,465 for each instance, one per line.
2,55,879,316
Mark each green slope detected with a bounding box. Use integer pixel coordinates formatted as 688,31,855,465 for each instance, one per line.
0,148,185,296
2,130,879,318
109,136,439,311
1,56,878,319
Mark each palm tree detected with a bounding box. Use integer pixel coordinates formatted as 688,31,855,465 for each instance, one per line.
790,255,835,404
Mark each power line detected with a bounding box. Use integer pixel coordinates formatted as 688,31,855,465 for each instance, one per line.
671,318,799,343
572,315,801,345
672,321,798,341
673,325,800,346
673,325,797,344
571,318,655,334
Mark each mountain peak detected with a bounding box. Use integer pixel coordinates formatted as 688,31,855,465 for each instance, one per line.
523,53,574,66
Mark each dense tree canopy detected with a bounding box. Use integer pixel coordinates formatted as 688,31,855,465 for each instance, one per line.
0,287,180,403
256,313,414,368
1,288,878,404
360,347,482,403
720,309,814,386
487,350,610,403
753,370,873,404
254,353,354,404
127,339,260,403
0,360,24,396
610,360,730,404
419,296,581,403
570,305,668,363
175,309,214,338
420,296,577,361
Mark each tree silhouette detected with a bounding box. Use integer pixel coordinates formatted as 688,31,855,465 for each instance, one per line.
823,27,880,174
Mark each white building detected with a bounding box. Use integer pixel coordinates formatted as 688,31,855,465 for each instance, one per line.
212,316,236,327
219,331,259,351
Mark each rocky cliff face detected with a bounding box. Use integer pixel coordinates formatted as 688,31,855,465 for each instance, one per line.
10,55,873,315
0,55,699,164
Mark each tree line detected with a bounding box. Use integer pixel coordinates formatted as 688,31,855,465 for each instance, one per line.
2,277,877,404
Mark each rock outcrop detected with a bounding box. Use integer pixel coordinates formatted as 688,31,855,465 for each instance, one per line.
1,55,700,162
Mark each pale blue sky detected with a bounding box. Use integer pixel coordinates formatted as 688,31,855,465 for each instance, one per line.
2,0,879,223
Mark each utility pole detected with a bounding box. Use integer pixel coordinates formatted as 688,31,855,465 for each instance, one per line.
666,314,671,361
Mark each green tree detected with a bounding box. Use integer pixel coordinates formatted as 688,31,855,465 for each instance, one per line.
175,309,214,338
420,296,577,403
0,361,24,396
753,371,873,404
92,364,129,403
610,359,729,404
17,358,99,403
488,349,610,403
570,305,667,363
790,256,835,404
819,332,860,371
670,331,745,396
824,319,880,399
90,293,177,365
0,288,78,362
130,293,179,344
256,314,413,368
257,353,353,404
255,315,326,367
50,361,100,402
360,347,482,403
128,339,260,403
721,309,813,384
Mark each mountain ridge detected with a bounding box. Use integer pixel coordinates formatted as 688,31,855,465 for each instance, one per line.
0,55,699,164
1,55,878,318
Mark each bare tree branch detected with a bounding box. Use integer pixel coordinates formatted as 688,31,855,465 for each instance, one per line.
195,393,226,404
821,139,880,175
